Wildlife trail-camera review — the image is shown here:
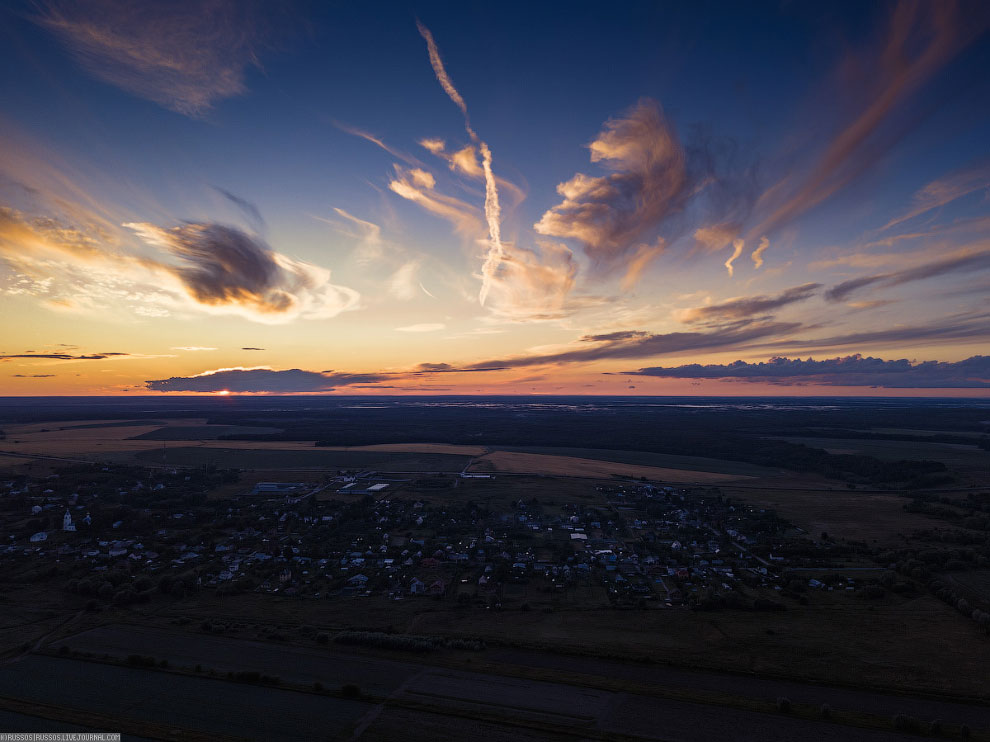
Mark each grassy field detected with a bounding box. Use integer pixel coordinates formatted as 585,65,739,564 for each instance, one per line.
129,424,282,440
46,622,990,738
774,436,989,474
722,486,934,544
98,579,990,701
469,451,752,482
494,446,780,477
137,446,473,471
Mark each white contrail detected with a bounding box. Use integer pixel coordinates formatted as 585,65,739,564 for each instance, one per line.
478,142,504,305
417,20,503,306
724,238,744,277
751,236,770,269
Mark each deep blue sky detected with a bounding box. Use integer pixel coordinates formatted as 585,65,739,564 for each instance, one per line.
0,1,988,395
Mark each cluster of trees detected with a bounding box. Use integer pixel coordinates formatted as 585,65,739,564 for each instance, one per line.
67,570,155,601
333,630,485,653
928,578,990,634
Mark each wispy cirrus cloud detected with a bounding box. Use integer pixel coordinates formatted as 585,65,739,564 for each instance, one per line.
751,310,990,354
37,0,282,116
387,165,485,238
677,283,821,324
624,354,990,389
880,161,990,232
824,249,990,302
748,2,984,243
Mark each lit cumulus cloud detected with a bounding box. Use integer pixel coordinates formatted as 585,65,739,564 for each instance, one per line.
418,138,484,178
481,240,581,322
37,0,279,117
387,166,485,238
624,355,990,389
536,100,688,271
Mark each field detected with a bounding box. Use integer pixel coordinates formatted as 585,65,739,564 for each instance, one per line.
136,446,474,471
469,451,752,482
494,446,779,476
722,487,934,544
0,418,788,481
775,436,989,477
41,623,990,740
0,655,368,741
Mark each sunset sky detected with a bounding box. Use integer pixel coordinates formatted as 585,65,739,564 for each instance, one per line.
1,0,988,396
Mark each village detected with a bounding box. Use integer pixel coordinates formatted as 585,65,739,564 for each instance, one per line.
0,461,890,614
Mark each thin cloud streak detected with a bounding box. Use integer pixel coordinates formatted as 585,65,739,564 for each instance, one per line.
678,283,821,324
625,354,990,389
417,21,504,306
825,249,990,302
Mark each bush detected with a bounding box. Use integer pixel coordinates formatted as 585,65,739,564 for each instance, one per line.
819,704,830,719
776,697,791,713
892,715,919,732
112,589,136,606
313,682,324,692
341,683,361,698
315,633,329,644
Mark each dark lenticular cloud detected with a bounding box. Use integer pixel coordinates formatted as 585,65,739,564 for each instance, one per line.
126,221,359,321
146,368,392,393
625,354,990,388
0,352,128,361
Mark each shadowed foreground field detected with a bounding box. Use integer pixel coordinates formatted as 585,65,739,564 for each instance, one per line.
22,625,984,741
